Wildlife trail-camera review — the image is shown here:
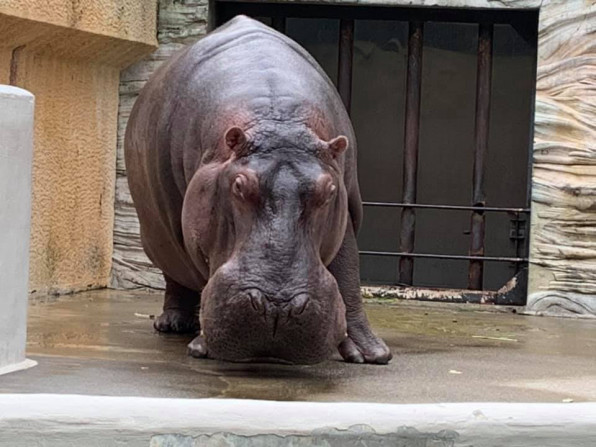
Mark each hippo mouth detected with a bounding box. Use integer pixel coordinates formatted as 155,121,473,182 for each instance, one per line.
200,280,347,364
243,288,310,338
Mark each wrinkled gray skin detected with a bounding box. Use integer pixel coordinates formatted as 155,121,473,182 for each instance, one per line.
125,16,391,365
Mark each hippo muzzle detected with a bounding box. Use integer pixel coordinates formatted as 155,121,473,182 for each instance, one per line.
199,262,347,364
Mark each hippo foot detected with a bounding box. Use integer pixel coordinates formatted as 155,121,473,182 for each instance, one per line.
154,309,199,334
187,335,208,359
339,332,392,365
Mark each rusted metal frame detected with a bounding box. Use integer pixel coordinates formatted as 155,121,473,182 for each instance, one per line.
362,285,497,304
525,28,538,209
398,21,424,287
362,279,527,305
363,201,530,213
468,23,494,291
519,25,539,283
360,250,527,263
271,16,286,33
215,2,537,28
337,19,355,113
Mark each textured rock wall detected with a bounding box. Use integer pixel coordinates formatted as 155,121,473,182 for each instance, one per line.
112,0,209,288
526,2,596,317
112,0,596,318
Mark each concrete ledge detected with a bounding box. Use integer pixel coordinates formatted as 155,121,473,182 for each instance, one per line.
0,14,157,68
0,359,37,377
0,395,594,446
0,0,157,68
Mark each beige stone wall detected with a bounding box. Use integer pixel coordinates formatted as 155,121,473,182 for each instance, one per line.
0,49,10,83
0,1,157,295
14,54,120,294
0,0,156,46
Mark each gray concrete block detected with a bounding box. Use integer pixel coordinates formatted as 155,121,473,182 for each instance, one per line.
0,85,34,372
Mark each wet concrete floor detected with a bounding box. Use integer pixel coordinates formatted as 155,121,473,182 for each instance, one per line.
1,289,595,403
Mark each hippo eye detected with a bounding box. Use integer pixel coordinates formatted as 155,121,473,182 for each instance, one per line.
232,173,259,203
325,184,337,203
312,174,336,207
232,175,246,199
316,183,336,207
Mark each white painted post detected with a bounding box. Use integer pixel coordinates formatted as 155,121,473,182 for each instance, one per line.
0,85,36,375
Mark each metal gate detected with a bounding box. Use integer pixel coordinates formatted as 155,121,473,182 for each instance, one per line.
216,3,539,304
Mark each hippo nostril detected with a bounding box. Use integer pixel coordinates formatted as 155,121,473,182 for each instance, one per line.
290,293,309,316
247,289,266,314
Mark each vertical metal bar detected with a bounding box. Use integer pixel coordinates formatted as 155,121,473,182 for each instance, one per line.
398,21,424,286
337,19,354,113
522,21,538,287
468,23,493,290
272,16,286,34
514,212,522,274
525,17,539,212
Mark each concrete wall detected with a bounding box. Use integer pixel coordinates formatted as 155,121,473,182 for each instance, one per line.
111,0,596,318
0,86,34,372
0,0,158,295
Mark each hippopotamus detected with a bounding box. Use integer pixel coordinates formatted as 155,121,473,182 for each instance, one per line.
125,15,391,365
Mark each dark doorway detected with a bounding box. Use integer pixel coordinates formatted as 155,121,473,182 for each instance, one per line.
215,3,539,300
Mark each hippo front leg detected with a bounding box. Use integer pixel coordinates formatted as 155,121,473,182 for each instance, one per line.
328,223,392,364
154,275,200,334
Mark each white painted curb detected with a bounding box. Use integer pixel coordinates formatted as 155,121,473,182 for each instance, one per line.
0,394,594,446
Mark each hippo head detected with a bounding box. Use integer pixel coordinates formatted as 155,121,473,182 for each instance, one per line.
182,124,350,364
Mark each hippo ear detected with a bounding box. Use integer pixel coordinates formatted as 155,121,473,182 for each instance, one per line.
326,136,349,158
224,127,248,155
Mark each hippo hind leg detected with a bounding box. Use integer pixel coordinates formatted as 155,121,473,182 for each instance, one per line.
154,274,200,334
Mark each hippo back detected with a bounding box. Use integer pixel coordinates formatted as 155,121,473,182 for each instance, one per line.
125,16,359,291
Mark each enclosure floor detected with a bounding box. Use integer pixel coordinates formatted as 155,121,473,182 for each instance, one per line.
2,289,595,403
